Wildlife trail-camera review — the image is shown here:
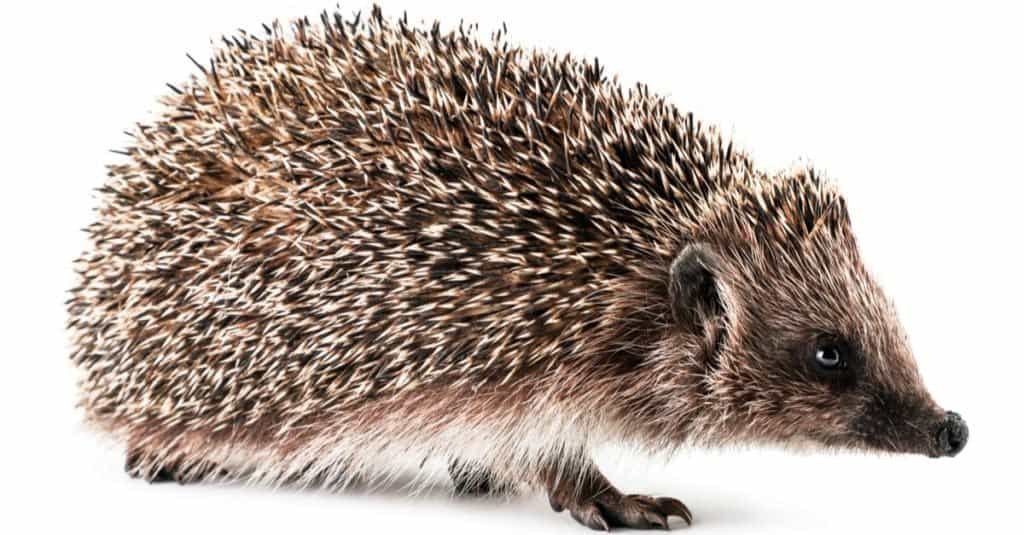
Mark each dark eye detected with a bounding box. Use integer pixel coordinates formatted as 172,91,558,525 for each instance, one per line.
814,344,845,371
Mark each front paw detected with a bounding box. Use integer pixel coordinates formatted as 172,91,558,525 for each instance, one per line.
550,491,691,531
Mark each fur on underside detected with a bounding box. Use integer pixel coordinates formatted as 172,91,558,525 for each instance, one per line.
99,384,631,494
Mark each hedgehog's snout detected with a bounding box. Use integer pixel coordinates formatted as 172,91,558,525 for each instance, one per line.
934,411,968,457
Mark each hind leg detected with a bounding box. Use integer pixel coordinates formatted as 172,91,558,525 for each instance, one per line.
124,449,175,483
124,448,226,484
447,459,515,496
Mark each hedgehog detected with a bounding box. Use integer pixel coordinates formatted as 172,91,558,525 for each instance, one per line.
67,7,968,531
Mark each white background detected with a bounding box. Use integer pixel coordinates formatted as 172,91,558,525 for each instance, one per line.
2,1,1021,533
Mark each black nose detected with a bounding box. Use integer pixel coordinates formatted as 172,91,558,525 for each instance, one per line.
935,411,968,457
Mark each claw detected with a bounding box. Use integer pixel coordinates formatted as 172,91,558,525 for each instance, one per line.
656,497,692,525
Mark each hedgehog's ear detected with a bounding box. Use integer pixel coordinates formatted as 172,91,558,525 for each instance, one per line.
669,243,724,331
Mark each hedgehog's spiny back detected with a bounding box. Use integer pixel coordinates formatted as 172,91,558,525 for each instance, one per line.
126,10,753,233
69,10,758,440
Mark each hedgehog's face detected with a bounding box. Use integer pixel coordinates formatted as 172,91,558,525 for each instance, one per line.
672,178,967,457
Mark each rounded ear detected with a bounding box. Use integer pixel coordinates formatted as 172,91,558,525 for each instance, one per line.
669,243,724,329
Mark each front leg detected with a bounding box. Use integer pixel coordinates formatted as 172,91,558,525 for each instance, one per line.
543,457,691,531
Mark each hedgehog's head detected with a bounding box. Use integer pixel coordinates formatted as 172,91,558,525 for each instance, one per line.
668,169,966,458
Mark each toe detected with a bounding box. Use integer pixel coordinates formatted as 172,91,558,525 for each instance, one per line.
642,509,668,530
570,502,611,531
596,495,659,529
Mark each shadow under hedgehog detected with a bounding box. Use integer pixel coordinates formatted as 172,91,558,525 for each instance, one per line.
68,7,967,531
